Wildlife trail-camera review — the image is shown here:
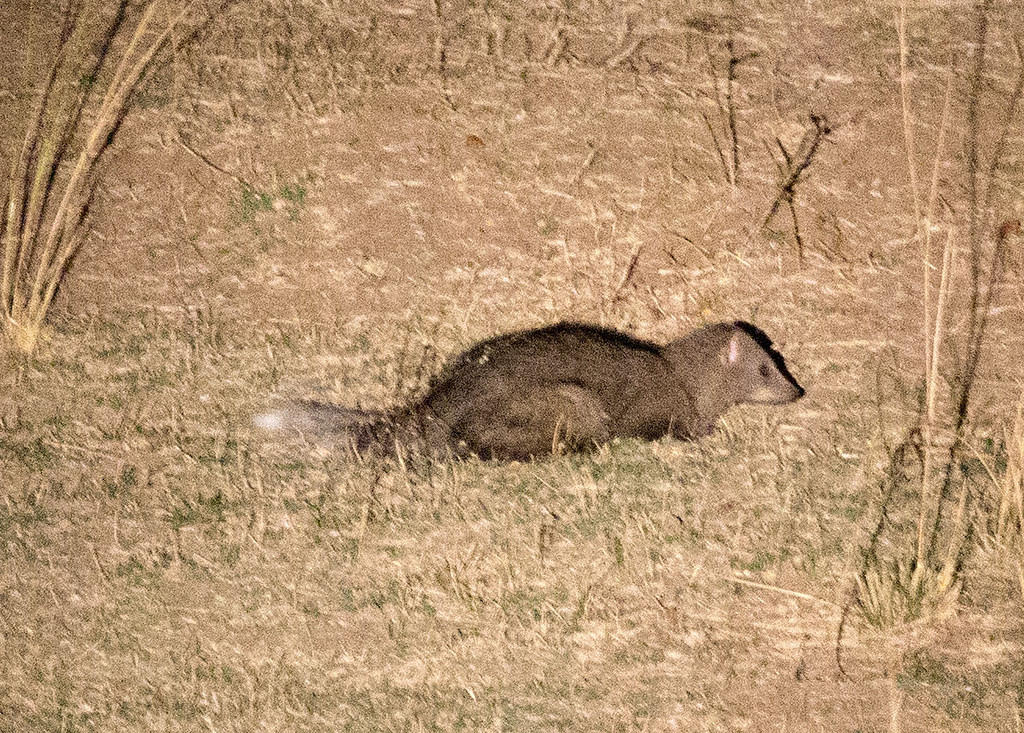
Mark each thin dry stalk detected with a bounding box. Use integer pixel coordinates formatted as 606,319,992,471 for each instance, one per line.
964,1,993,303
431,0,445,72
921,69,955,399
914,70,953,569
895,3,922,227
610,241,642,303
925,228,954,425
917,226,955,570
952,1,1001,439
785,190,803,262
699,110,731,183
724,36,744,184
997,394,1024,543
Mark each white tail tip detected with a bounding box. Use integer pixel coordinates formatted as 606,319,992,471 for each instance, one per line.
253,410,285,430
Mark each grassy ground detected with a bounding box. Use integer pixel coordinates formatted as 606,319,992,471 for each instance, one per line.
2,0,1023,730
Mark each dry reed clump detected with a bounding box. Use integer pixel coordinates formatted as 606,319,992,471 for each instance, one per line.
845,1,1024,634
1,0,215,353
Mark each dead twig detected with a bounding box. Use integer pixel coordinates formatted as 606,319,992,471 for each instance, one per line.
610,241,642,304
753,113,834,260
724,37,754,183
699,110,731,185
176,135,252,189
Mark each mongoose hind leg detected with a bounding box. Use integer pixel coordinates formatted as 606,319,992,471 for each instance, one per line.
452,383,611,460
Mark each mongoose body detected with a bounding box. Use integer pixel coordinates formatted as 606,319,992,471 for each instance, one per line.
256,320,804,461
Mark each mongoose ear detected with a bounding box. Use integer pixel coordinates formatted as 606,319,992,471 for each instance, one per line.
721,332,741,365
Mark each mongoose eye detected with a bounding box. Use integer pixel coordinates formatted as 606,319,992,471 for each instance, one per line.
759,363,770,379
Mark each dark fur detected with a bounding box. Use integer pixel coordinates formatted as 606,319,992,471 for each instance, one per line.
257,320,804,461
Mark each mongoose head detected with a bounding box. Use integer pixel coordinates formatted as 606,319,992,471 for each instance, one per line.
720,321,804,405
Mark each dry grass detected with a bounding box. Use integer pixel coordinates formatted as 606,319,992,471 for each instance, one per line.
2,0,1024,731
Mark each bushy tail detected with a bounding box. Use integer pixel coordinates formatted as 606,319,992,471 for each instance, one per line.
254,400,393,452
